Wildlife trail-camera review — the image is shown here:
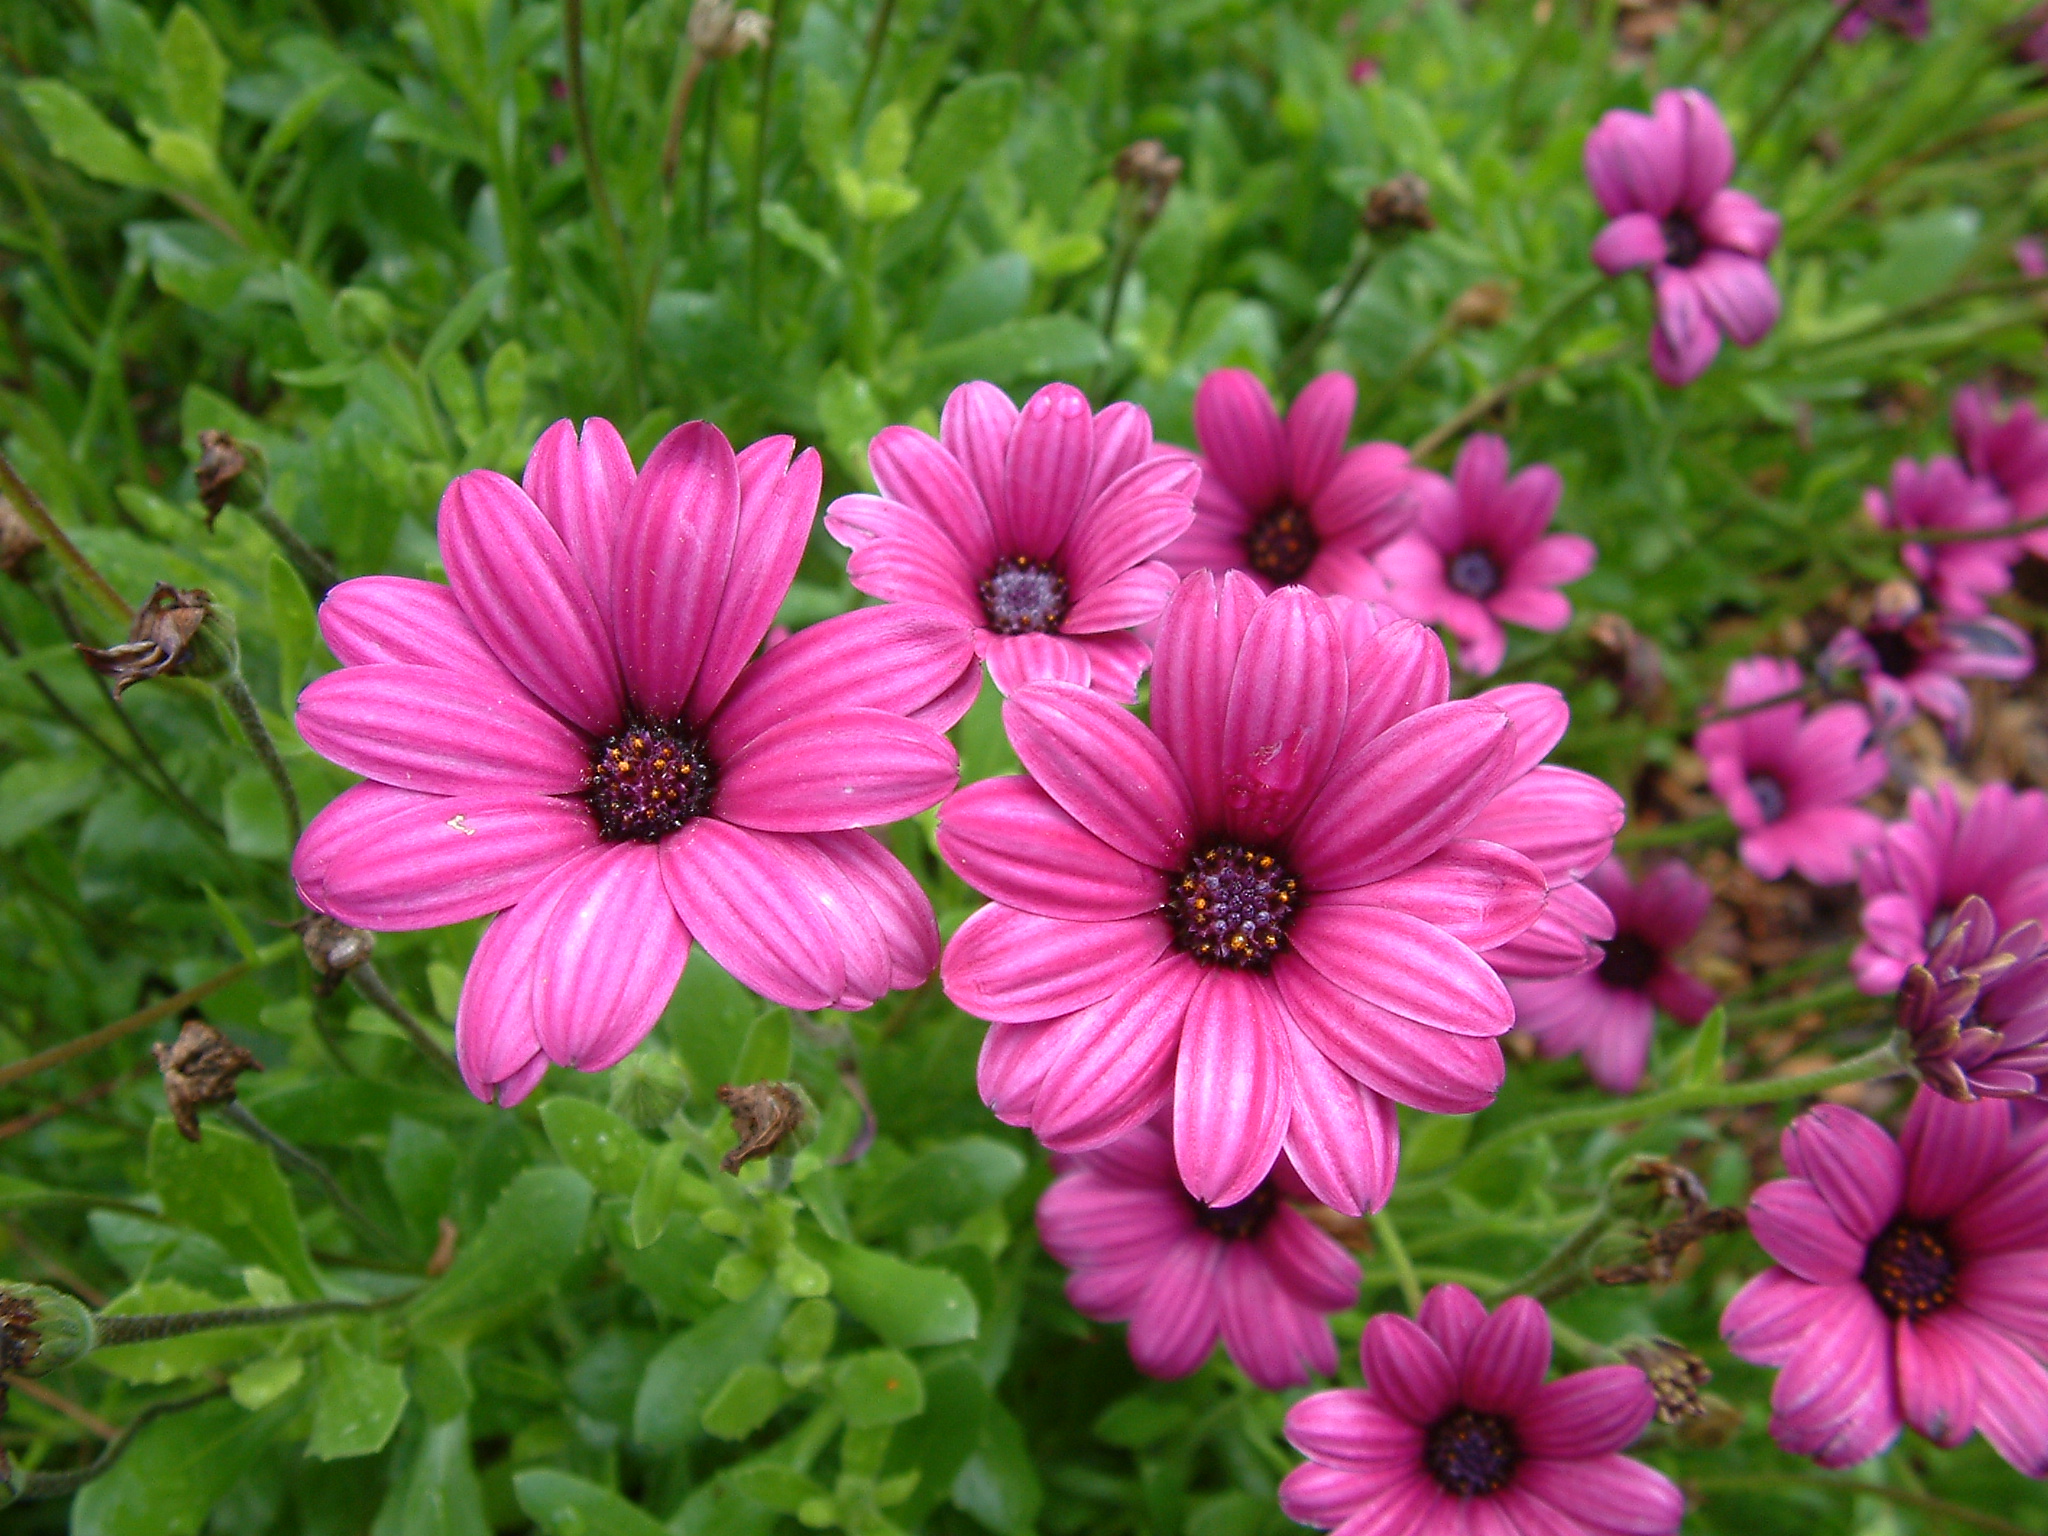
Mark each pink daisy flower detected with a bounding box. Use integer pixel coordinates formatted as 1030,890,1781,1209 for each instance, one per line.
1281,1284,1681,1536
1818,582,2033,743
293,418,978,1105
1509,858,1719,1094
1158,369,1413,600
824,381,1198,702
1853,783,2048,994
1036,1118,1360,1390
1721,1090,2048,1475
1695,656,1884,885
1863,456,2021,619
938,573,1553,1216
1584,88,1781,387
1954,384,2048,559
1376,435,1595,676
1899,896,2048,1104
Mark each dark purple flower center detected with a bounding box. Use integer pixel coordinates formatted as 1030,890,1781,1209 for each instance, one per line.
1245,503,1320,585
1661,211,1705,268
1597,931,1661,991
1423,1406,1521,1496
1865,623,1926,679
588,721,716,842
1862,1220,1958,1319
1446,548,1501,599
1189,1180,1279,1241
1168,842,1299,970
979,555,1069,635
1746,772,1788,824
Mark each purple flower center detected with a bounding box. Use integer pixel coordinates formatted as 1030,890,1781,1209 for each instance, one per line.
1423,1406,1521,1496
1862,1219,1958,1319
979,555,1069,635
587,721,716,842
1597,931,1661,992
1866,623,1929,679
1245,503,1320,585
1446,548,1501,599
1660,212,1704,268
1189,1180,1279,1241
1746,772,1788,824
1168,842,1300,970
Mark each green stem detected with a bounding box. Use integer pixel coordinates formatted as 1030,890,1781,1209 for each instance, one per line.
247,500,339,599
1736,977,1873,1032
660,45,708,192
13,1386,229,1501
0,452,133,627
1507,1205,1613,1303
218,1102,401,1255
1741,9,1836,157
1735,939,1856,1002
1879,508,2048,545
69,253,147,477
1507,271,1608,373
347,962,462,1082
564,0,644,413
748,0,790,324
1278,241,1378,388
1409,343,1629,461
1368,1209,1422,1314
93,1296,394,1347
1615,812,1735,851
1355,307,1459,429
696,65,721,242
217,671,302,843
849,0,898,125
1687,1473,2040,1536
1546,1315,1620,1365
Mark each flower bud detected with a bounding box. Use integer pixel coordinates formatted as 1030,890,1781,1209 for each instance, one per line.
1362,173,1433,235
296,914,375,984
1449,280,1515,330
330,286,396,351
689,0,770,57
154,1019,263,1142
0,495,44,581
0,1282,98,1377
610,1050,692,1128
1617,1337,1711,1424
76,583,228,696
716,1081,815,1174
1114,139,1184,226
194,431,268,520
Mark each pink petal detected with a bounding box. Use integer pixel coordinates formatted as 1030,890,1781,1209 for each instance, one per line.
983,632,1094,694
1259,1205,1364,1312
296,664,591,795
1360,1313,1457,1424
942,904,1171,1023
1276,1463,1386,1531
1085,402,1155,505
1418,1285,1489,1375
688,438,822,719
1459,1295,1550,1414
1217,1244,1326,1388
1287,374,1359,506
1061,457,1201,596
938,776,1164,920
1061,561,1182,635
1583,106,1681,219
1689,250,1780,348
1150,569,1264,829
1275,959,1505,1113
660,820,848,1009
714,706,957,832
1126,1238,1224,1378
939,382,1020,533
1174,968,1294,1207
294,782,431,911
1782,1104,1903,1243
521,417,635,626
978,1020,1058,1126
1665,87,1734,209
1219,587,1348,842
868,424,997,571
526,844,688,1071
1765,1284,1901,1468
761,833,894,1008
1484,683,1569,774
1964,1319,2048,1476
1282,1029,1399,1216
1507,531,1597,590
1312,441,1415,554
1578,988,1655,1093
455,871,573,1102
809,828,938,995
1518,1367,1657,1458
1001,382,1095,557
1194,369,1287,515
612,421,741,719
1695,188,1781,260
1894,1314,1980,1447
318,793,596,930
1591,211,1667,273
1333,840,1547,950
1338,615,1450,747
829,495,982,614
1514,1455,1683,1536
1290,903,1514,1037
1900,1088,2011,1220
1951,1128,2048,1253
1285,1388,1426,1471
1003,682,1194,869
1650,268,1722,386
1032,958,1201,1150
317,575,516,684
1747,1181,1868,1284
1721,1269,1851,1365
1462,766,1624,884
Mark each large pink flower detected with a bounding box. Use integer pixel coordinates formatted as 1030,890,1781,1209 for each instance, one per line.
1695,656,1884,885
1036,1118,1359,1390
293,418,978,1105
1377,435,1594,676
1863,456,2021,619
1853,783,2048,993
1158,369,1413,599
1584,88,1781,386
1954,384,2048,560
1721,1091,2048,1475
1509,858,1719,1093
938,573,1555,1217
823,381,1197,702
1281,1285,1680,1536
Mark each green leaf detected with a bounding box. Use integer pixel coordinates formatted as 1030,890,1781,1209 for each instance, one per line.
159,5,227,144
761,200,843,279
632,1285,788,1451
884,1355,989,1526
146,1119,322,1298
726,1464,830,1514
911,75,1023,201
379,1413,489,1536
857,1136,1026,1238
1400,1113,1473,1177
513,1469,670,1536
71,1396,292,1536
223,769,290,860
800,66,850,177
628,1138,687,1247
418,269,509,375
816,364,886,490
0,756,101,849
1685,1007,1728,1088
228,1353,306,1409
862,102,915,181
833,1348,924,1427
282,262,347,362
914,315,1109,391
802,1234,979,1348
541,1097,652,1196
732,1007,792,1084
17,80,162,189
269,551,320,713
406,1166,593,1343
949,1399,1042,1536
700,1360,788,1440
307,1341,409,1459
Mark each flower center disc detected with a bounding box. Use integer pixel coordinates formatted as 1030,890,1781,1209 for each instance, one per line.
980,556,1069,635
1746,772,1789,824
1447,548,1501,598
1245,504,1320,585
588,721,716,842
1424,1406,1521,1497
1862,1220,1958,1319
1190,1182,1279,1241
1597,932,1660,991
1661,212,1705,268
1169,843,1300,970
1866,623,1927,679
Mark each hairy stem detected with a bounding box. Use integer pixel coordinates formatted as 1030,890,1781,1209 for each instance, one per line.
217,671,302,842
0,452,132,626
13,1387,228,1501
1614,812,1736,851
1368,1209,1422,1314
1508,1205,1613,1303
248,500,339,599
92,1296,388,1347
347,962,462,1082
1278,242,1378,388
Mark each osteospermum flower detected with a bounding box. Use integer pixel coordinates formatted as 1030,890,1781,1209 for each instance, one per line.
1854,783,2048,993
294,418,978,1105
1158,369,1413,599
1584,88,1781,386
1695,656,1884,885
939,574,1553,1215
1281,1284,1681,1536
1838,0,1928,39
1377,435,1595,676
1509,859,1719,1093
824,381,1197,701
1864,456,2020,619
1721,1090,2048,1474
1036,1118,1360,1390
1900,896,2048,1103
1954,384,2048,560
1818,580,2033,742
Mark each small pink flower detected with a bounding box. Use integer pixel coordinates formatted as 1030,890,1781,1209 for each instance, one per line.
1695,656,1884,885
1037,1118,1359,1390
825,382,1198,703
1854,782,2048,993
1349,56,1383,84
1864,456,2021,618
1584,88,1781,386
1281,1284,1681,1536
1837,0,1929,40
1376,435,1595,676
294,419,978,1105
1160,370,1413,601
1509,858,1719,1093
1819,583,2033,743
1722,1090,2048,1475
1954,384,2048,560
2012,237,2048,280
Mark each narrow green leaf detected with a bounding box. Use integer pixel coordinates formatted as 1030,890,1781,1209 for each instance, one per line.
159,5,227,144
17,80,162,189
514,1469,669,1536
418,269,509,375
856,1136,1026,1239
1686,1007,1728,1088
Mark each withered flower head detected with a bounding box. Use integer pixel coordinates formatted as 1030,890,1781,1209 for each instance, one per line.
1617,1337,1711,1424
1114,139,1184,225
689,0,771,56
194,430,267,522
1362,172,1433,235
76,583,218,697
295,913,375,983
1593,1155,1746,1286
1900,894,2048,1103
0,496,42,579
0,1282,96,1377
716,1080,814,1174
1449,280,1515,330
154,1019,263,1141
1586,612,1666,713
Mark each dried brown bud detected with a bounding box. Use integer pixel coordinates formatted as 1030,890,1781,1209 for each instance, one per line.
1362,173,1433,235
1449,280,1515,330
1586,613,1666,714
716,1081,812,1174
154,1019,262,1142
296,913,375,985
0,1283,96,1377
194,430,267,523
76,583,216,697
1114,139,1184,225
1618,1338,1712,1424
0,496,42,579
689,0,771,57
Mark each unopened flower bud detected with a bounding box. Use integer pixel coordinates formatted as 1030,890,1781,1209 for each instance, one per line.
690,0,769,56
1449,280,1515,330
331,286,396,351
1617,1337,1711,1424
1362,173,1433,235
76,583,225,696
1606,1155,1708,1222
716,1080,815,1174
0,1282,98,1377
610,1050,692,1129
296,913,375,984
1114,139,1183,226
0,496,43,580
154,1019,263,1142
194,430,268,521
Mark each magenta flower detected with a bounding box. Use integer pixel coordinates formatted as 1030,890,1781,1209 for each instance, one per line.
1036,1118,1360,1390
1837,0,1928,40
1721,1090,2048,1474
1818,581,2033,742
1158,369,1413,600
1695,656,1884,885
1954,384,2048,560
1281,1284,1680,1536
1864,456,2021,618
1376,435,1595,676
294,418,978,1105
940,573,1553,1216
824,381,1197,702
1900,896,2048,1103
1508,859,1719,1094
1584,88,1781,386
1853,783,2048,993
